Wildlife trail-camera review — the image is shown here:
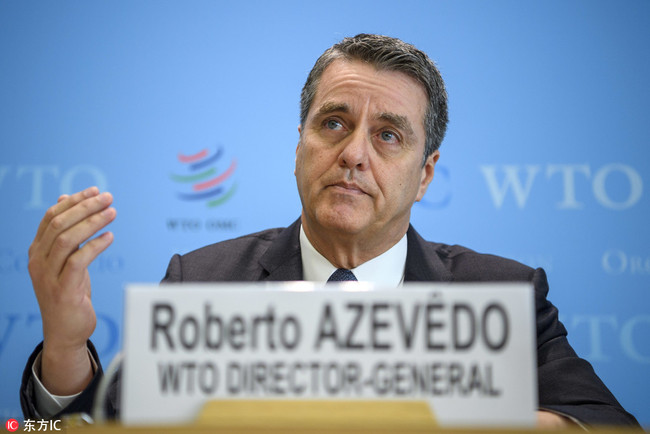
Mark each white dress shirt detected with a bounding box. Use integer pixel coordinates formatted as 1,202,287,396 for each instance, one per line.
300,224,407,286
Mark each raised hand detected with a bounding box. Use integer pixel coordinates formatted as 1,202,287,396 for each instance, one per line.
28,187,116,395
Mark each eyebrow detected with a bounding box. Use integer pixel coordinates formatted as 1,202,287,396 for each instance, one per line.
313,101,350,118
375,112,415,142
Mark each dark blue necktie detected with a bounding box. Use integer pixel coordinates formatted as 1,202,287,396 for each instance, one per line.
327,268,357,282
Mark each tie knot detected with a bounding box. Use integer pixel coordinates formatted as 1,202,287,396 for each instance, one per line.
327,268,358,282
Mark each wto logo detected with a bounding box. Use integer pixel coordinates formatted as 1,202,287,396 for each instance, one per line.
170,146,237,208
480,164,643,210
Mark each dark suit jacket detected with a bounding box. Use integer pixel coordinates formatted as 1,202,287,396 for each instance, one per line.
21,220,639,426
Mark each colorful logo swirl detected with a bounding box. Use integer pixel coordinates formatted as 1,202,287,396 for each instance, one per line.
170,146,237,207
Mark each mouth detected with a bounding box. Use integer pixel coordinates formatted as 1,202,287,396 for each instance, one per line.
328,181,368,195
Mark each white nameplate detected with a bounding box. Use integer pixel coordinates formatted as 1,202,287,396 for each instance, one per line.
121,282,537,426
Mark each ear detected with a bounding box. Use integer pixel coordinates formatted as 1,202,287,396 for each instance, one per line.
294,125,302,176
296,124,302,153
415,150,440,202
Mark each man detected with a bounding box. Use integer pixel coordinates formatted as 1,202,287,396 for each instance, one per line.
21,34,639,428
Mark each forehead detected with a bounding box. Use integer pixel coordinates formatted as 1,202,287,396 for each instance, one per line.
310,59,428,131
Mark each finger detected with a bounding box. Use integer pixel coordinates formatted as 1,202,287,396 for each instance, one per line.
59,231,114,292
33,187,100,245
30,187,100,260
46,205,116,275
39,192,113,260
37,187,99,241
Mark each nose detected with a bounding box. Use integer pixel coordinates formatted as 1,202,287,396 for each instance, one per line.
338,128,370,171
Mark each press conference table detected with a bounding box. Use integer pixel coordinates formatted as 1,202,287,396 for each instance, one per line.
55,401,643,434
59,424,642,434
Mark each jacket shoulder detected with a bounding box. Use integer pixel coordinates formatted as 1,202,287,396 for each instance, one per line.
186,227,285,259
428,241,536,282
164,227,287,282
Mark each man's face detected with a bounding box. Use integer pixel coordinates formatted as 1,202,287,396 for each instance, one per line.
295,59,438,244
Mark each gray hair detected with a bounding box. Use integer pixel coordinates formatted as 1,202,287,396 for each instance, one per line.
300,34,448,164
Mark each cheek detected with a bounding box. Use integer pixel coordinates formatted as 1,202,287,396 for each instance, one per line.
303,147,331,177
380,167,421,203
296,146,324,189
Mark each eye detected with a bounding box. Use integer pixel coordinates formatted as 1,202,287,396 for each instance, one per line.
325,119,343,130
379,130,400,144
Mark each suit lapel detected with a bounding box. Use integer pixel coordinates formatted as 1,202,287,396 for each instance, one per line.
404,225,453,282
258,221,452,283
258,219,304,281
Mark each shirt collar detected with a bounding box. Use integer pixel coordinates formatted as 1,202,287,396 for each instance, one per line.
299,224,407,287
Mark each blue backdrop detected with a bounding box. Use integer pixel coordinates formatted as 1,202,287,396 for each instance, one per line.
1,0,648,426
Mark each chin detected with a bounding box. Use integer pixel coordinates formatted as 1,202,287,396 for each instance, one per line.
315,208,368,235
